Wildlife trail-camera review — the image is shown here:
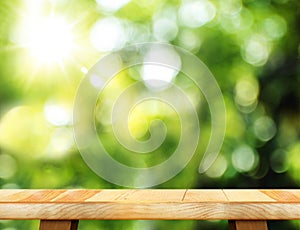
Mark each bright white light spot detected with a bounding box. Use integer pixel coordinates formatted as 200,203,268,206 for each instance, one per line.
142,45,181,90
179,0,216,28
242,35,270,66
44,103,70,126
48,128,74,155
48,0,68,6
90,17,126,52
232,145,257,172
26,17,74,64
153,18,178,41
142,65,176,89
254,116,276,142
96,0,131,13
90,74,104,88
81,67,88,74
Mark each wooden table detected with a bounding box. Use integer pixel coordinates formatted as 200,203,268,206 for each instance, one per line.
0,189,299,230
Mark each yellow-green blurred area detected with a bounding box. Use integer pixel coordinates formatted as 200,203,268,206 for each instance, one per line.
0,0,299,229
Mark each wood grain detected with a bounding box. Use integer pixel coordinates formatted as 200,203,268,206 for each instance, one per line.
260,190,300,202
0,190,299,220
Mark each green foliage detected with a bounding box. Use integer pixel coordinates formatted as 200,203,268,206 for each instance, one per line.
0,0,299,229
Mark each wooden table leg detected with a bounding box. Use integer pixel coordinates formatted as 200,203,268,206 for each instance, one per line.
229,220,268,230
39,220,79,230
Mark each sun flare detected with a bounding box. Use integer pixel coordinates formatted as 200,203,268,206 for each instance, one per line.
26,17,75,65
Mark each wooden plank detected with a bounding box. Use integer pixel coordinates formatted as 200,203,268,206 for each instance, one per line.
2,189,299,203
52,190,99,202
1,202,300,220
119,189,186,202
0,190,38,202
0,190,299,220
260,190,300,202
229,220,268,230
86,190,136,202
21,190,66,202
290,190,300,199
0,203,226,220
222,190,300,220
223,190,275,202
39,220,78,230
87,189,186,202
184,189,227,202
226,203,300,220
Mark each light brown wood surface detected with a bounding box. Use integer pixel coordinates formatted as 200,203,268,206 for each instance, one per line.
0,189,299,220
229,220,268,230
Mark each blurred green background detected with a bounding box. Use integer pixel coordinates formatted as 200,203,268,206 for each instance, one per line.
0,0,299,229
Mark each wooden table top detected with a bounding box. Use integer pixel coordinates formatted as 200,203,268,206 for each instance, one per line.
0,189,299,220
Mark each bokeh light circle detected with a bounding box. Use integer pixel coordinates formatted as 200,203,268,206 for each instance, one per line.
73,43,226,188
